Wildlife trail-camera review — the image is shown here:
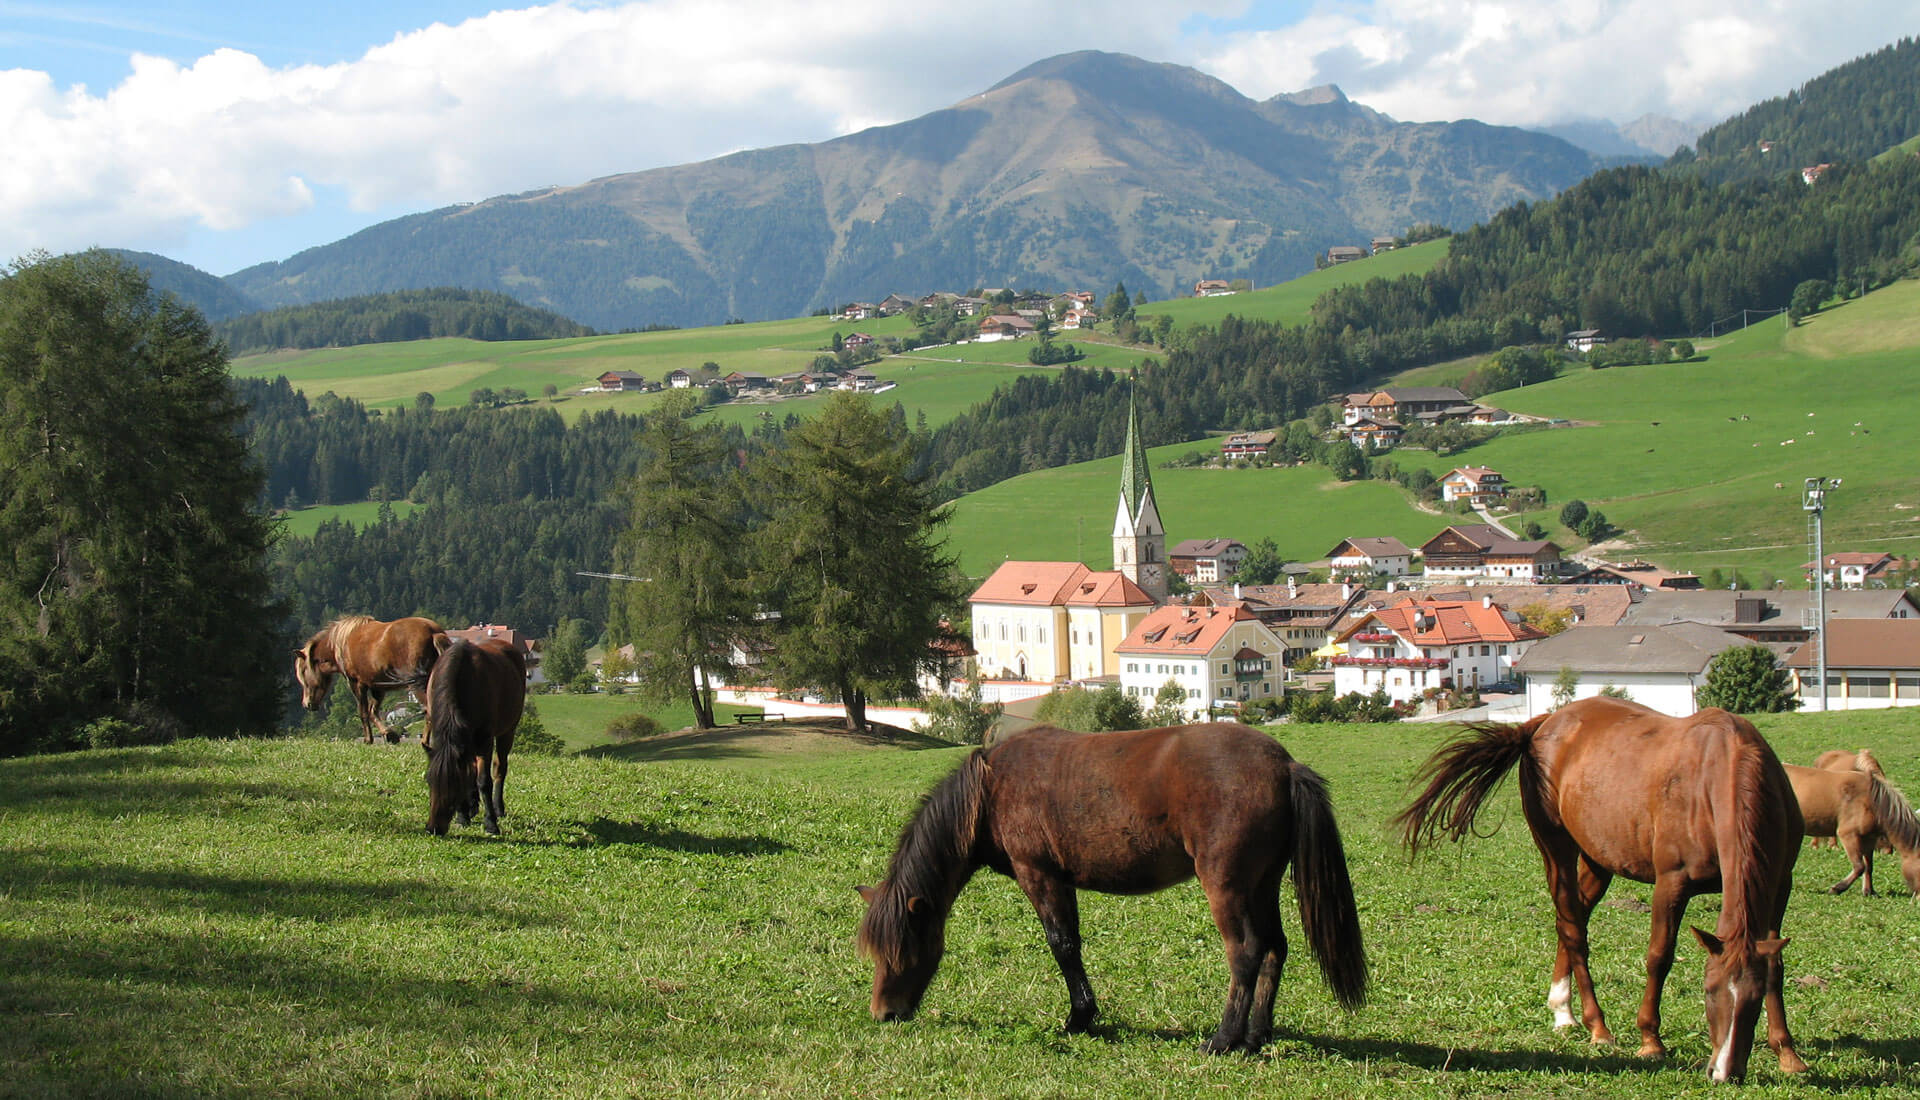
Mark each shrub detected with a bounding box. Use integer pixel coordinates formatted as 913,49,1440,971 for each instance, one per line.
921,679,1002,745
513,701,566,756
606,712,666,742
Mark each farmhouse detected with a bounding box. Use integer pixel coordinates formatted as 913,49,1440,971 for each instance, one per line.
1561,560,1704,590
1338,414,1402,448
1620,589,1920,646
976,315,1035,342
1418,524,1562,581
1565,329,1606,353
968,561,1156,684
448,624,543,683
1342,386,1470,426
664,369,692,388
1219,430,1277,458
1510,622,1747,718
1330,596,1545,700
1326,245,1368,264
1115,604,1285,719
596,369,647,391
1199,580,1369,665
1194,279,1234,297
1169,538,1248,583
1783,619,1920,710
1416,584,1635,628
1326,537,1413,578
1439,467,1507,504
1370,236,1397,252
723,371,770,394
1805,551,1897,589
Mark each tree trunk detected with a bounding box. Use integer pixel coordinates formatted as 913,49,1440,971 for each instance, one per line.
687,664,714,729
840,676,865,733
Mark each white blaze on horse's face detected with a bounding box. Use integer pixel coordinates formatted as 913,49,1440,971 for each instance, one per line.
1547,976,1575,1030
293,646,328,710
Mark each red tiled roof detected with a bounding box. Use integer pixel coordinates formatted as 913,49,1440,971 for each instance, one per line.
1117,605,1257,656
969,561,1151,608
1337,599,1545,647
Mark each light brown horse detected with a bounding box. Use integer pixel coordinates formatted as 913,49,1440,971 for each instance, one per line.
425,637,525,836
857,723,1367,1054
1785,764,1920,896
1811,749,1889,851
293,616,448,743
1397,697,1805,1083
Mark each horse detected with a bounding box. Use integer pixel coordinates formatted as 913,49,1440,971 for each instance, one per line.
1811,748,1889,851
1395,697,1805,1083
293,615,448,744
856,722,1367,1055
1785,764,1920,896
425,638,526,836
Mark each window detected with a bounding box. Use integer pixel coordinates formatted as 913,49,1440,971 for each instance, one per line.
1221,662,1230,675
1498,645,1508,656
1188,689,1200,699
1853,675,1891,698
1481,645,1491,657
998,624,1007,640
1127,662,1137,673
1898,676,1920,700
1037,628,1046,644
1018,625,1026,642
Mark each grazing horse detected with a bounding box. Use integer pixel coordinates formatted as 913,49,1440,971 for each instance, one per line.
425,638,526,836
294,616,448,743
1811,749,1890,851
856,723,1367,1054
1395,697,1805,1082
1785,764,1920,896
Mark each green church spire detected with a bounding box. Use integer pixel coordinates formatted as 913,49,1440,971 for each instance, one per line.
1118,383,1153,522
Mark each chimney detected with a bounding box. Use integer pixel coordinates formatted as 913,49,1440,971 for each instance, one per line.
1387,581,1397,593
1342,582,1352,600
1483,595,1493,609
1234,582,1242,600
1287,576,1298,598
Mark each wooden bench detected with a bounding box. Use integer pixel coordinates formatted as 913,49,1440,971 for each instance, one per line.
734,712,782,725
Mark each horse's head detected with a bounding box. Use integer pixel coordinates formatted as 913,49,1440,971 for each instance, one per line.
1900,849,1920,896
292,640,333,710
856,882,945,1022
1694,927,1785,1083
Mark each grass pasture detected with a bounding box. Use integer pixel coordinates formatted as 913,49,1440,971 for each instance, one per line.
276,499,419,539
1137,241,1446,329
3,709,1917,1096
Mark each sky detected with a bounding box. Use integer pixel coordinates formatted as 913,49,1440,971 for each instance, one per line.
2,1,1911,275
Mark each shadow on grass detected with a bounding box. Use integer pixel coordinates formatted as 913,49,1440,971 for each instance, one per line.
527,816,792,857
579,723,953,764
0,852,548,927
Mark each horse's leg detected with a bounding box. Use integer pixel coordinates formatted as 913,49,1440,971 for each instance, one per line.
1010,864,1097,1034
1547,855,1612,1032
492,747,509,820
349,682,376,743
1239,871,1288,1054
1831,829,1871,895
1540,839,1614,1044
1633,871,1692,1060
1763,872,1807,1074
1196,878,1268,1055
371,686,400,743
476,749,500,835
454,757,477,827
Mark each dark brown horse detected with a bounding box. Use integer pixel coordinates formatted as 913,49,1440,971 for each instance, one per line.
856,722,1367,1054
1396,697,1806,1083
1786,764,1920,896
425,638,526,836
293,616,448,743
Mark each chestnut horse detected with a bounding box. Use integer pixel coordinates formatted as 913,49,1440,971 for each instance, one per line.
1396,697,1805,1083
425,637,525,836
857,723,1367,1054
293,616,448,743
1785,764,1920,896
1812,749,1889,852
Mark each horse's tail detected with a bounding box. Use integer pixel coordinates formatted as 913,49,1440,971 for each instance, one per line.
426,640,477,833
1286,762,1367,1010
1867,772,1920,855
1394,716,1549,855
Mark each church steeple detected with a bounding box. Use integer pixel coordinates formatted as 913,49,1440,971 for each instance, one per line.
1113,383,1168,603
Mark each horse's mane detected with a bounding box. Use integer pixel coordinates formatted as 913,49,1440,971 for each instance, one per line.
857,750,990,971
324,615,373,659
1868,773,1920,855
1857,748,1886,778
1720,729,1784,968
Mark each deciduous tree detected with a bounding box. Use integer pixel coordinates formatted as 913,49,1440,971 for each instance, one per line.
1696,645,1799,713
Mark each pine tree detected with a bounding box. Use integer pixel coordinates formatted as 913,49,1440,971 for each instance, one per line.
751,392,958,732
1696,645,1799,714
0,250,284,753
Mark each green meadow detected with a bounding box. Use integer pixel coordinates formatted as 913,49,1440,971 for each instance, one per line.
3,707,1915,1096
277,499,419,539
1137,240,1446,328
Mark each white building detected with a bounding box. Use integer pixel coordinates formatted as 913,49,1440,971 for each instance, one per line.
1325,537,1413,578
968,562,1156,683
1330,596,1547,702
1509,622,1747,718
1115,604,1286,719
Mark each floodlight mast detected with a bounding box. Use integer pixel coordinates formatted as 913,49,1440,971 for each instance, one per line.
1802,477,1838,711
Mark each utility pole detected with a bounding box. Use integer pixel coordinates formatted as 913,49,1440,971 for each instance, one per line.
1803,477,1839,711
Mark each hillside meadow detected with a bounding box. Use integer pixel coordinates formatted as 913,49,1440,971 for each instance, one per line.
1137,240,1446,329
3,708,1916,1096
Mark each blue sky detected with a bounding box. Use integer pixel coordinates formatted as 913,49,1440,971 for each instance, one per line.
1,1,1909,275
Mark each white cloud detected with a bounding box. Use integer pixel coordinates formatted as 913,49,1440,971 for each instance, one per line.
0,0,1905,268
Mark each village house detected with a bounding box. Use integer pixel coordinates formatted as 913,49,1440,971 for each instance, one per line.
840,302,878,320
968,561,1156,684
1619,589,1920,647
1330,596,1546,700
917,627,980,699
1418,524,1563,581
723,371,770,394
1510,622,1748,718
842,332,874,348
1439,467,1508,505
1342,386,1471,426
1169,538,1248,583
1337,414,1403,449
1115,604,1286,719
664,369,693,389
1565,329,1606,353
1219,430,1277,459
1801,163,1833,185
1784,619,1920,710
1805,551,1898,589
1199,580,1369,666
596,369,647,391
975,314,1035,342
1415,584,1636,629
1325,537,1413,578
1326,245,1368,264
1194,279,1234,297
448,624,543,684
1562,560,1704,590
1370,236,1397,253
879,293,916,315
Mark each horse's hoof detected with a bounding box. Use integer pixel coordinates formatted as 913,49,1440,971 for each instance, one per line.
1635,1040,1666,1059
385,731,401,744
1777,1047,1809,1074
1200,1034,1240,1055
485,822,501,836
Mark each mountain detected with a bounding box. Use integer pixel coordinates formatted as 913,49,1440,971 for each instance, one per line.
1534,114,1696,159
1673,36,1920,183
227,52,1601,331
108,249,260,322
213,288,595,354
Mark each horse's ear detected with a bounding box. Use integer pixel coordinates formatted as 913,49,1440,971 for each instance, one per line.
1753,937,1789,958
906,895,926,915
855,885,877,903
1691,927,1725,955
433,634,452,656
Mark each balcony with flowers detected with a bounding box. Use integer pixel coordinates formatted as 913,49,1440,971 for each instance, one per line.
1330,654,1449,670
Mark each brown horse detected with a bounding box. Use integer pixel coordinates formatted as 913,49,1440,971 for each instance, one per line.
425,638,525,836
1815,747,1884,777
293,616,448,743
1785,764,1920,896
1396,697,1805,1083
856,722,1367,1054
